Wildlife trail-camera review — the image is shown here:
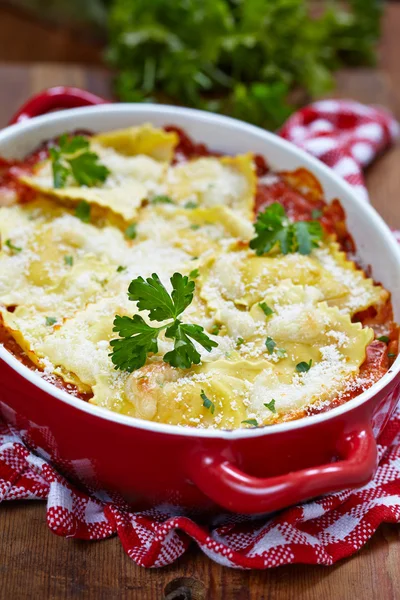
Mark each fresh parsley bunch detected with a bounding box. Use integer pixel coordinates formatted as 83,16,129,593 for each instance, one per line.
49,134,110,189
110,273,217,371
106,0,381,130
250,203,323,256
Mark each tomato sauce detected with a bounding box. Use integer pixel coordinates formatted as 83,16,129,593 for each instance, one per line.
0,126,397,415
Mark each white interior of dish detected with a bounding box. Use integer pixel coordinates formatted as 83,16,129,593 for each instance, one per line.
0,103,399,439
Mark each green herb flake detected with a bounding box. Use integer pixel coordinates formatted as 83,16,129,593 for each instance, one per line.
189,268,199,279
64,255,73,266
264,399,276,413
311,209,323,219
211,324,221,336
388,353,397,359
75,200,91,223
259,302,273,317
5,239,22,254
236,337,244,348
190,224,200,231
200,389,215,414
276,348,287,359
117,265,127,273
184,201,199,209
378,335,390,343
241,419,258,427
45,316,57,327
125,223,137,240
265,337,276,354
296,359,313,373
151,195,174,205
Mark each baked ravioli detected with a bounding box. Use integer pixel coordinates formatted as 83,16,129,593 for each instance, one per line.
0,124,397,429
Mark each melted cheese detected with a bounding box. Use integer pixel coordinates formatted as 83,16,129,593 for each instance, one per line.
0,123,389,430
166,154,256,219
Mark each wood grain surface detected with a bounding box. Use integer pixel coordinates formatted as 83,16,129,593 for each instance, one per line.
1,5,400,599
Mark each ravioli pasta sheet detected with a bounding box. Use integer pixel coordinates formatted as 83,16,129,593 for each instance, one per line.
0,123,393,429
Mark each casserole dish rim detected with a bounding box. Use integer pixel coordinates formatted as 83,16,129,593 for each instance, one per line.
0,102,399,440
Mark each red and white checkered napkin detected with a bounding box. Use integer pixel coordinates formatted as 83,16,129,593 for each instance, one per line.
1,99,400,569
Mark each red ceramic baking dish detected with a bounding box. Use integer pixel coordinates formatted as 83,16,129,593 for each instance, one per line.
1,87,399,515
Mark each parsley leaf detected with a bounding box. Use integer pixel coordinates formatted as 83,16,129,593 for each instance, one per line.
236,337,244,348
75,200,91,223
189,268,199,279
296,359,313,373
151,195,174,205
200,389,215,414
49,134,109,189
264,399,276,413
111,273,217,371
293,221,323,255
250,203,323,256
109,1,381,130
110,314,159,372
241,419,258,427
64,255,73,266
117,265,127,273
5,239,22,254
164,321,217,368
378,335,390,343
259,302,273,317
265,337,276,354
125,223,137,240
45,316,57,327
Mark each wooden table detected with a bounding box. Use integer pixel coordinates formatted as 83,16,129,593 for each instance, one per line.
1,5,400,598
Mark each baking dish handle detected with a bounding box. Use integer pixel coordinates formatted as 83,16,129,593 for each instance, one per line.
9,86,109,125
189,425,377,514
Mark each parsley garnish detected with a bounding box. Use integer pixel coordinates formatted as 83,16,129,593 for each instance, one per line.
49,134,109,189
265,337,276,354
296,359,313,373
264,399,276,413
250,203,323,256
259,302,273,317
110,273,217,371
236,337,244,348
45,316,57,327
125,223,137,240
241,419,258,427
189,268,199,279
117,265,127,273
311,209,323,219
75,200,91,223
378,335,390,343
184,201,198,209
64,255,73,266
211,324,221,336
201,389,215,414
151,195,174,205
5,239,22,254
